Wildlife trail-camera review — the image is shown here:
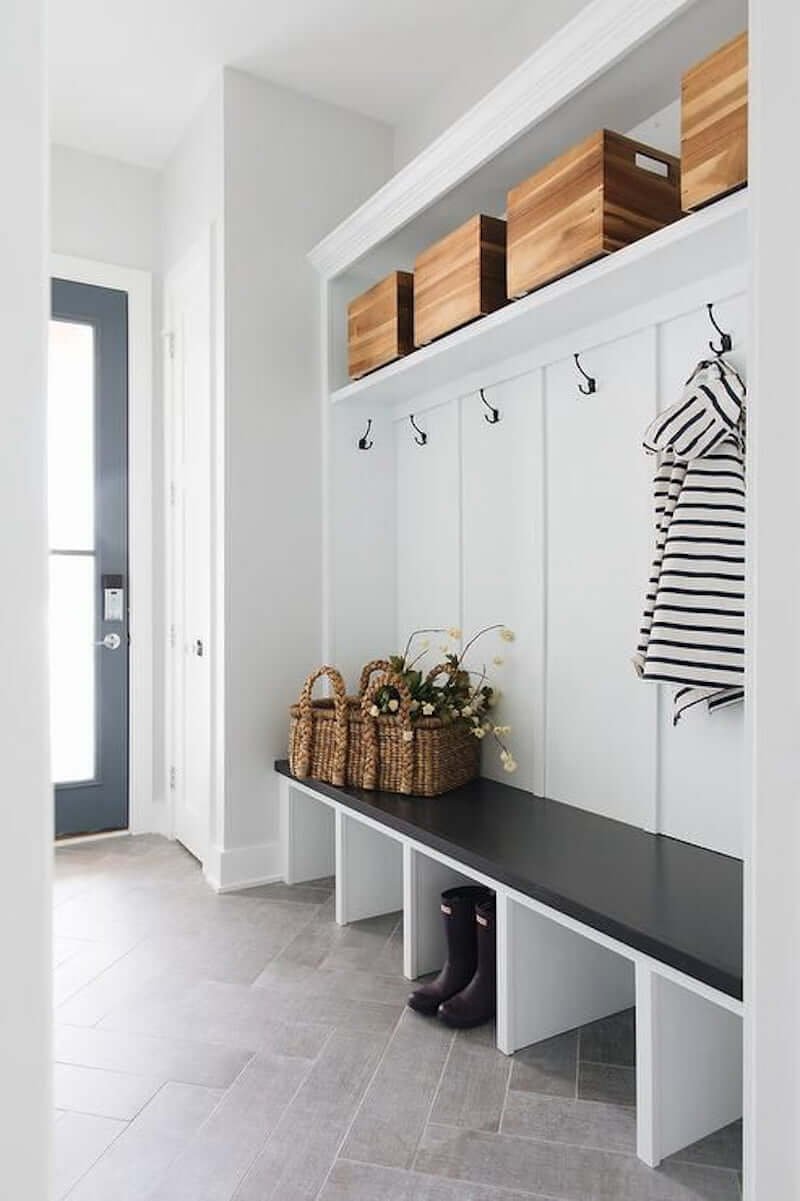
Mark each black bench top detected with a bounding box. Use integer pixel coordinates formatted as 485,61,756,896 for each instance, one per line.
275,761,743,1001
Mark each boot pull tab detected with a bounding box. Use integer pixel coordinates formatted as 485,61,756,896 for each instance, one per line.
476,913,489,927
440,904,452,916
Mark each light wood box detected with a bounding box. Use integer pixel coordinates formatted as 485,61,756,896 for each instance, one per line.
348,271,414,380
681,31,748,212
414,214,507,347
506,130,682,297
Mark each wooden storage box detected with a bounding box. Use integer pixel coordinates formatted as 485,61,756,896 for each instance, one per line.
348,271,414,380
681,31,748,212
414,214,506,347
506,130,681,297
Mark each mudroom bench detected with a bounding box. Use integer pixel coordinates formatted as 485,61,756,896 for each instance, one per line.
275,761,743,1169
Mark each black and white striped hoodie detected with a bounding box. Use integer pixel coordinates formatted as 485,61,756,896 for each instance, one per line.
634,357,746,724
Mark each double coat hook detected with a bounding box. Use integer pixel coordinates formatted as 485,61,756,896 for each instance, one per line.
480,388,501,424
706,303,733,356
574,352,597,396
409,414,428,446
357,418,373,451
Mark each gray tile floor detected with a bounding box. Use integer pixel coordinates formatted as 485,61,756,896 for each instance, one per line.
54,835,742,1200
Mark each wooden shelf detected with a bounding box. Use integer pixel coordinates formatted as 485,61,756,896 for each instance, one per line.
331,190,747,409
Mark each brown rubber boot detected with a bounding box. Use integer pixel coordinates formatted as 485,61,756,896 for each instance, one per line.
407,885,492,1016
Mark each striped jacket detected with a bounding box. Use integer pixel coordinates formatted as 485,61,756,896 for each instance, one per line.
634,357,746,724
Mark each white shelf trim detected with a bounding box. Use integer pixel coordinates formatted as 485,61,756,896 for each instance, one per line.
308,0,698,280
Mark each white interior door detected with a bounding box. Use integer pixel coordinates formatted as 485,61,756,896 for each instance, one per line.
165,236,213,865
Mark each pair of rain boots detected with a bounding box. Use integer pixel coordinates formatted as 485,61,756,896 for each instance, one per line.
407,885,496,1028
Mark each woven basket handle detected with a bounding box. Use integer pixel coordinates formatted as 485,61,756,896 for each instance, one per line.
361,671,414,794
425,661,460,686
294,665,348,785
358,659,393,696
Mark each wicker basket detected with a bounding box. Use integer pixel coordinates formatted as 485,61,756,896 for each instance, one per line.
352,666,480,795
288,665,358,787
288,659,480,797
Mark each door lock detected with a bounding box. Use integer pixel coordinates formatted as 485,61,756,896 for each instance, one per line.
96,633,121,650
194,639,204,657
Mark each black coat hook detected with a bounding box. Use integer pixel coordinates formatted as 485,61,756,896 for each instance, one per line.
357,418,373,451
707,303,732,355
409,414,427,446
574,352,597,396
480,388,500,424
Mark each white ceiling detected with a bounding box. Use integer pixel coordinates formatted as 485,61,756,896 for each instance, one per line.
48,0,524,168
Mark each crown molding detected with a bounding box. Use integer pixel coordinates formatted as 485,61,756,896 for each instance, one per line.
308,0,697,280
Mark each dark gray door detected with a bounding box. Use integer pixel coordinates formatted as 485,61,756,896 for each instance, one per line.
50,279,129,836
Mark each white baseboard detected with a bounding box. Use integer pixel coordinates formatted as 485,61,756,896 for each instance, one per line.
203,840,283,893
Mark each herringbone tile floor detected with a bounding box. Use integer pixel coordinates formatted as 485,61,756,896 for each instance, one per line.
53,835,742,1199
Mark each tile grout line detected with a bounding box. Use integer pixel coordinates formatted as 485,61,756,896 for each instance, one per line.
335,1154,560,1201
496,1041,515,1135
61,1081,173,1199
309,1006,409,1201
408,1027,457,1171
421,1115,741,1175
230,1028,338,1201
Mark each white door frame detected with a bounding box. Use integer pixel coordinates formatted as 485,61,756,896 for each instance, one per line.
50,254,155,836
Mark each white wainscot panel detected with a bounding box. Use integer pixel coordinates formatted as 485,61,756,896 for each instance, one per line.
331,407,398,681
461,373,544,794
655,292,748,857
395,401,460,646
545,330,658,827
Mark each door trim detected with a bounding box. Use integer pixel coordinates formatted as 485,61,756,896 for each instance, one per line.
50,254,155,836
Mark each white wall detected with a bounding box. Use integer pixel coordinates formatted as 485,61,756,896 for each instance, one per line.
333,275,747,859
50,144,158,270
0,0,52,1195
393,0,593,169
220,69,393,873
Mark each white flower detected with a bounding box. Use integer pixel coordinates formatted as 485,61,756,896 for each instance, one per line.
471,716,480,726
369,704,380,717
422,702,435,717
473,694,484,710
448,627,462,640
402,730,414,743
494,725,512,736
503,757,518,773
499,748,509,762
500,628,515,642
493,656,504,667
483,720,492,732
388,698,399,713
462,705,472,717
472,727,486,739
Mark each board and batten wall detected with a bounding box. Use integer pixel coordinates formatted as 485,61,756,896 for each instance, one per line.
331,269,747,859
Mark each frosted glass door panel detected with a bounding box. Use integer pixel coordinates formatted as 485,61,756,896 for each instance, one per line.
48,321,95,551
49,554,95,783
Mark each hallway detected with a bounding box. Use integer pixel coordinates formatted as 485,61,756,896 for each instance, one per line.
53,836,741,1200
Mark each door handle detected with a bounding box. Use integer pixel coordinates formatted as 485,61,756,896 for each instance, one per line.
95,633,121,650
194,639,204,657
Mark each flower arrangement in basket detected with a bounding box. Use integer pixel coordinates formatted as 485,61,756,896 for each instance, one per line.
288,624,516,797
